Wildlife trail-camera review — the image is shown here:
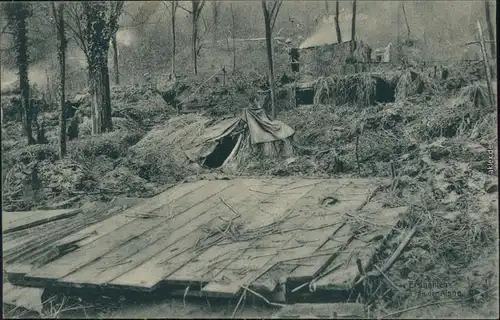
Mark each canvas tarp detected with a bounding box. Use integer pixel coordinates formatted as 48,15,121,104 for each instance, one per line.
243,108,295,144
184,108,295,162
184,118,240,162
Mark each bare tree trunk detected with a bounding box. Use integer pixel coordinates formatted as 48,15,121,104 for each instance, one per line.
89,60,113,134
192,13,198,75
262,0,277,120
9,3,36,145
335,0,342,43
112,33,119,85
4,2,35,144
351,0,356,47
401,2,411,40
81,1,120,135
54,2,67,158
171,2,177,76
484,0,496,59
231,2,236,73
190,0,205,76
212,1,219,44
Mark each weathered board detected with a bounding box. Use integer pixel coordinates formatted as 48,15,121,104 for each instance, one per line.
2,209,81,234
26,180,231,282
9,177,402,300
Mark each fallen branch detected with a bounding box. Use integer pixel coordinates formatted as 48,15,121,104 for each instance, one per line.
355,222,420,285
124,213,160,219
231,290,246,318
356,185,384,211
183,286,190,308
240,284,285,307
219,197,241,218
373,265,401,292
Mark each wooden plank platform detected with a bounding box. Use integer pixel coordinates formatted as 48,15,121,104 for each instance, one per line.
9,177,403,300
2,209,81,234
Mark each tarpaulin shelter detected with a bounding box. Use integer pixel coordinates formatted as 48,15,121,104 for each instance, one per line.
184,108,295,168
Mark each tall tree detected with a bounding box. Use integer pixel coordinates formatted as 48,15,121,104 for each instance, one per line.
211,1,220,44
325,0,342,43
112,33,119,85
261,0,282,120
65,2,124,134
484,0,496,60
51,2,67,158
335,1,342,43
164,0,179,77
401,2,411,40
190,0,205,75
2,2,35,144
230,2,236,73
351,0,357,49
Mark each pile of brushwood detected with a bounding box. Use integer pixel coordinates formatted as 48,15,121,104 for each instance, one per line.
1,84,184,211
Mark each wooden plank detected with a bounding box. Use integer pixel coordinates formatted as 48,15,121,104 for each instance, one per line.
53,180,208,250
4,263,34,278
2,209,81,234
24,180,229,283
313,207,407,291
287,223,353,283
158,181,286,288
286,207,405,285
3,211,86,256
3,231,40,253
108,180,283,290
3,282,16,297
164,240,252,290
313,238,374,290
201,181,323,297
284,181,389,282
243,179,323,231
58,180,252,286
2,284,44,315
4,219,87,265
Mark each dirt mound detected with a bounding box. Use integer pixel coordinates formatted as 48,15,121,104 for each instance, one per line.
68,85,175,133
99,166,155,197
122,115,208,184
68,130,143,161
78,116,144,138
416,82,493,139
2,153,96,211
111,85,175,128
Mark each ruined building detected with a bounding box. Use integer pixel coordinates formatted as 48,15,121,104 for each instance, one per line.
289,40,374,105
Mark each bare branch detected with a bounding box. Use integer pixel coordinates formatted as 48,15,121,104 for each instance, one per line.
263,0,282,32
178,4,193,14
64,3,88,57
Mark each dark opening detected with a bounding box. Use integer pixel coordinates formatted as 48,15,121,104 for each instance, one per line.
374,77,396,103
296,87,315,105
203,135,239,168
290,48,300,72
